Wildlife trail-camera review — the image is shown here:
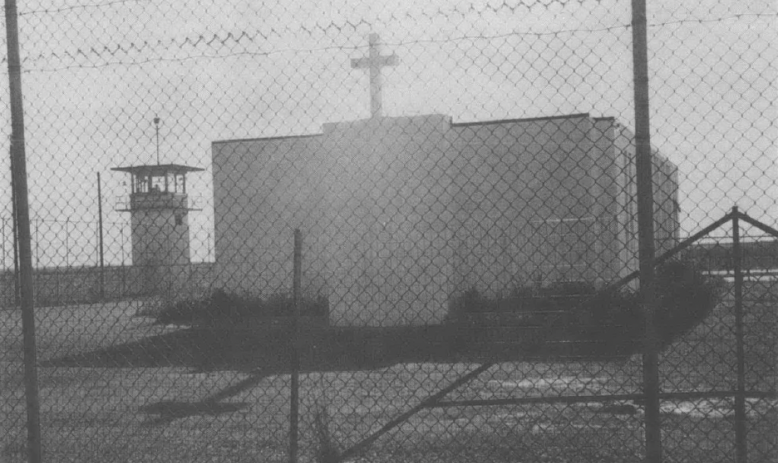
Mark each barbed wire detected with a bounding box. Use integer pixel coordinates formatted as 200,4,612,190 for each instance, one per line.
17,0,597,17
18,0,151,16
8,12,775,74
646,12,776,28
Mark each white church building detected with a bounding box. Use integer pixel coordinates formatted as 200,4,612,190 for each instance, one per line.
209,35,679,326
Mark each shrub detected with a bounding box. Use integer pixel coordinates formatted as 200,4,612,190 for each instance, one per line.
313,405,341,463
153,288,329,326
541,280,596,297
445,261,720,353
653,260,721,345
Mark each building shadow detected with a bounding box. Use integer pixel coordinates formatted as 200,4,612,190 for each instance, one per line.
41,325,462,372
41,324,628,425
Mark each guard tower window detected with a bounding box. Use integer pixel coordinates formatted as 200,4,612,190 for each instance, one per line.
134,174,150,193
151,175,165,192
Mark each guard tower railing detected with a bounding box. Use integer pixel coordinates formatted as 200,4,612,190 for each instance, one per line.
113,195,204,212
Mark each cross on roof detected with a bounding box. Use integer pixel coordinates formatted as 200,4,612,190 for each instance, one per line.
351,33,399,118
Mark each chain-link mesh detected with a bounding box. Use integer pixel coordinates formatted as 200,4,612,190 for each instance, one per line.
1,1,775,462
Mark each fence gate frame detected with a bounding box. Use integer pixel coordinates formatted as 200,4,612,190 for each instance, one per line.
319,207,778,463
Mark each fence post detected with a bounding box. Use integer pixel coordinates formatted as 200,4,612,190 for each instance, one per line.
4,0,42,461
97,172,105,300
65,218,69,267
2,217,5,271
289,229,302,463
631,0,662,461
34,218,38,269
12,175,20,306
731,207,747,463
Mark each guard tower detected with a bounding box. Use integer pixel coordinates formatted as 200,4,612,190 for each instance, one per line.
112,163,203,294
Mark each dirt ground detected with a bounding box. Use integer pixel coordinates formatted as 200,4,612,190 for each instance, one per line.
0,281,775,462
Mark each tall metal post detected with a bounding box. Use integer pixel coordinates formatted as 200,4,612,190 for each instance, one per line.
2,217,5,270
732,207,747,463
34,218,38,269
4,1,42,461
121,224,125,266
154,117,161,165
289,229,302,463
0,217,4,306
64,218,69,267
631,0,662,461
11,160,20,305
208,230,213,262
97,172,105,299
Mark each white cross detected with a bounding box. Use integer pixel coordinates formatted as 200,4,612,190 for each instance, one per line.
351,33,399,118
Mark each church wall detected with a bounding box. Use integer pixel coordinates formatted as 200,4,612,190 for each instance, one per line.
212,134,329,298
589,118,624,283
316,115,456,325
599,118,639,282
606,121,681,284
213,116,458,326
449,114,623,296
212,113,680,326
653,155,681,256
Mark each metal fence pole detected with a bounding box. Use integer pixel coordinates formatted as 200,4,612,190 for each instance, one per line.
289,228,302,463
4,0,42,461
732,207,747,463
65,218,69,267
34,218,38,269
121,224,125,267
2,217,5,270
631,0,662,461
97,172,105,300
11,169,20,306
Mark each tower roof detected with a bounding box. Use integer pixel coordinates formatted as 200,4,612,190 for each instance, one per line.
111,163,204,176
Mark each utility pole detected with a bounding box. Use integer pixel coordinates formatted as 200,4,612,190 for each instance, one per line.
4,0,42,461
631,0,661,462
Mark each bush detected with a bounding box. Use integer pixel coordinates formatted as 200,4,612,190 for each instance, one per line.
584,260,721,349
653,260,721,345
445,281,595,322
154,289,330,326
313,405,341,463
445,261,721,353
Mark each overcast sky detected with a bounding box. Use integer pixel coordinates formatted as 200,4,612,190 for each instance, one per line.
0,0,774,268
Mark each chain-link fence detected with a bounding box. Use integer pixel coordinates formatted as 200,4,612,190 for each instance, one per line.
1,1,775,462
